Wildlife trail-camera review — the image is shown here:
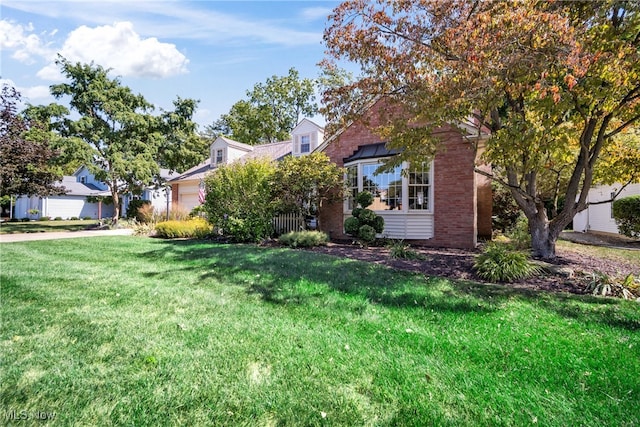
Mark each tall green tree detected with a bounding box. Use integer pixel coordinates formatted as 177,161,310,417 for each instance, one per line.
157,97,209,174
0,84,64,198
271,152,345,231
50,57,160,221
50,57,203,221
323,0,640,260
205,68,318,144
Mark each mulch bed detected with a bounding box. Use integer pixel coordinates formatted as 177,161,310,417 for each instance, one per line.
302,236,640,297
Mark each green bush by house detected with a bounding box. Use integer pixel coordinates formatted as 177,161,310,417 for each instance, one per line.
344,191,384,246
613,195,640,238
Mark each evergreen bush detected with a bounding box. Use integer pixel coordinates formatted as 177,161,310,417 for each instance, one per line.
613,195,640,238
344,191,384,246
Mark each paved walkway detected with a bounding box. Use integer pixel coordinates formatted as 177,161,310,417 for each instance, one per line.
0,228,134,243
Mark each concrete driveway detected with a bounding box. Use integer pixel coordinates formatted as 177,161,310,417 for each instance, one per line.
0,228,133,243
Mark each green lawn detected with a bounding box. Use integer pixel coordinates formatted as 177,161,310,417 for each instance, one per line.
0,219,101,234
1,237,638,426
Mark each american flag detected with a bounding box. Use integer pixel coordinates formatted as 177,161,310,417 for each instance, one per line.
198,183,206,204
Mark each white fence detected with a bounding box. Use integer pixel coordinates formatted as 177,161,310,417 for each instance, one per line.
272,213,306,235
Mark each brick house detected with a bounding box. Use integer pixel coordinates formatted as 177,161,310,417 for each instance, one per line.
317,101,492,249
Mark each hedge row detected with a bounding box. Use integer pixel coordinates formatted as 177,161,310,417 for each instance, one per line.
155,218,211,239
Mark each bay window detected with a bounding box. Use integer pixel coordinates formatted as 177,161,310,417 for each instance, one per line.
345,159,432,213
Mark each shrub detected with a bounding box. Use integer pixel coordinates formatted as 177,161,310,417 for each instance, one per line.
156,203,192,222
279,230,329,248
82,216,92,220
38,216,51,221
203,158,276,242
357,224,377,243
474,242,541,282
70,216,79,220
54,217,63,221
155,218,212,239
344,191,385,246
131,220,156,236
387,240,427,260
136,203,155,224
505,214,531,249
492,182,521,233
344,217,360,235
126,199,151,221
584,272,639,300
356,191,374,208
613,195,640,238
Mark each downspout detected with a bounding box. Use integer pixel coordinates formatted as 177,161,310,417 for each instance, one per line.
585,191,590,232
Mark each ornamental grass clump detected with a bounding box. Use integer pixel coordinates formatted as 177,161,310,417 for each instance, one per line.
279,230,329,248
387,240,427,260
474,242,541,282
154,218,211,239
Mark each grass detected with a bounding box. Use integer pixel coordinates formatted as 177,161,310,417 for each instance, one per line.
557,239,640,265
1,237,639,426
0,219,101,234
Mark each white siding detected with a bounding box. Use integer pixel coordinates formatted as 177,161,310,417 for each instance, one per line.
344,212,434,240
14,195,114,219
574,183,640,234
292,119,324,157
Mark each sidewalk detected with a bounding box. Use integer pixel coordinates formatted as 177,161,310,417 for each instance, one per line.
0,228,133,243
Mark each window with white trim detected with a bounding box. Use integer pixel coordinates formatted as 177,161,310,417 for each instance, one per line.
300,135,311,153
362,163,402,210
346,165,358,210
345,159,432,213
408,163,430,210
216,149,224,164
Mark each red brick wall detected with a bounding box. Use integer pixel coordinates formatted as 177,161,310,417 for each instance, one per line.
171,184,179,204
430,127,478,249
319,101,490,249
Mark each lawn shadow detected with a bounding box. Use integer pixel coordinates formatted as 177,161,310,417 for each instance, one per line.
138,240,494,315
138,239,640,330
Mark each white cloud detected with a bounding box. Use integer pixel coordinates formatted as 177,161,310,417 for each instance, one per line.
0,20,54,64
2,1,322,47
0,78,54,105
300,7,333,22
36,21,189,81
21,85,52,102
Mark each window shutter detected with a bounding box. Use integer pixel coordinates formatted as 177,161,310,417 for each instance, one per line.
294,135,300,154
311,132,317,150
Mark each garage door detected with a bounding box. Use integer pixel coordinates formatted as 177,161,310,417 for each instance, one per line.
179,193,200,212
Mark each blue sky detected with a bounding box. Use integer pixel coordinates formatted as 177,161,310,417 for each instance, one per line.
1,0,344,129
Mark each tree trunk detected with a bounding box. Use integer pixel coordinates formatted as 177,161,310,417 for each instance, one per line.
529,215,556,260
111,188,120,224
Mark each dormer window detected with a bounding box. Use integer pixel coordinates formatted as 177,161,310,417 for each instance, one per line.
80,176,86,184
300,135,310,153
216,149,224,164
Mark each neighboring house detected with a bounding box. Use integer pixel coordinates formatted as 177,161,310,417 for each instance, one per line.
169,119,323,212
121,169,179,217
316,101,492,249
573,183,640,235
15,166,113,220
14,166,177,220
